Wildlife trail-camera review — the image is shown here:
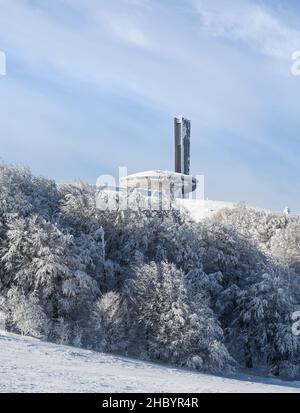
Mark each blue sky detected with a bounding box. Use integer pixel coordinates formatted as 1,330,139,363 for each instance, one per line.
0,0,300,212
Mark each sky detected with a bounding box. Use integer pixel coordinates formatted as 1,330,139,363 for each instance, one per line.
0,0,300,212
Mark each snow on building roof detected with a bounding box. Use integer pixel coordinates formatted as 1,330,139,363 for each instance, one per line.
120,170,197,194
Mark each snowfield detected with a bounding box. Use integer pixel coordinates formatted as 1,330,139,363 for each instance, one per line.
177,199,270,221
177,199,237,221
1,332,300,393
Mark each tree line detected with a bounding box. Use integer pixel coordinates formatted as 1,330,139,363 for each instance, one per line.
0,163,300,377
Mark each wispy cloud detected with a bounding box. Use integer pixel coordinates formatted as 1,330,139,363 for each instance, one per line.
0,0,300,211
194,0,300,59
97,11,155,50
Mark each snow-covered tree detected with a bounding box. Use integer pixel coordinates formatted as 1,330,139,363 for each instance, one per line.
270,222,300,277
93,291,128,353
227,266,300,376
0,163,300,377
123,261,233,372
5,287,49,338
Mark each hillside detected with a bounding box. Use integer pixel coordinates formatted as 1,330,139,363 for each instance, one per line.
0,331,300,393
1,164,300,380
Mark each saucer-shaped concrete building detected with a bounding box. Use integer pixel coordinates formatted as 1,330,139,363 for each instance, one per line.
120,116,197,198
120,170,197,198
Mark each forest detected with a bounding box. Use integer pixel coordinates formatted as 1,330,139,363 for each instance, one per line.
0,163,300,378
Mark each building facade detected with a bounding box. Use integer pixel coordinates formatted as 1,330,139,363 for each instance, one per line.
174,116,191,176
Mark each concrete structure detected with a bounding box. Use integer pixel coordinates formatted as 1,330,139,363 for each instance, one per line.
120,170,197,198
174,116,191,175
120,116,196,198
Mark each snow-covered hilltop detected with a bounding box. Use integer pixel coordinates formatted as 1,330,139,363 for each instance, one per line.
177,199,238,221
1,163,300,385
177,199,297,222
1,331,299,393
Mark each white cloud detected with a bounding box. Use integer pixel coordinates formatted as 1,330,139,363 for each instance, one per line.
98,10,154,50
0,0,300,211
194,0,300,59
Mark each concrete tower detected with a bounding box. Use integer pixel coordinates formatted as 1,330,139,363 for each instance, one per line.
120,116,197,201
174,116,191,175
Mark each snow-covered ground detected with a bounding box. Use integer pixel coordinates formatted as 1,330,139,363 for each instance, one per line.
1,331,300,393
177,199,272,222
177,199,237,221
